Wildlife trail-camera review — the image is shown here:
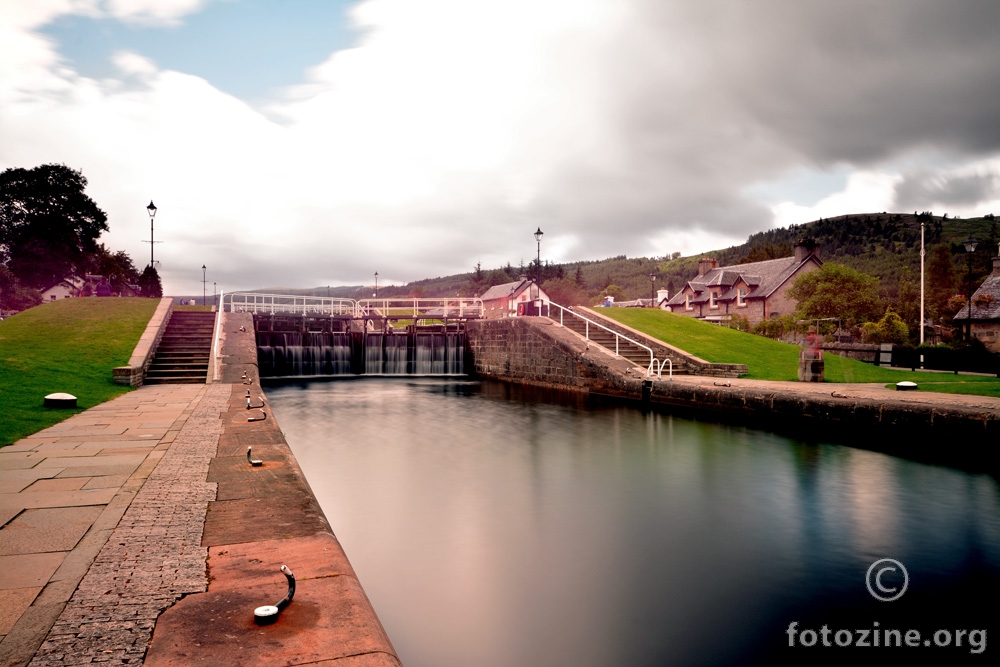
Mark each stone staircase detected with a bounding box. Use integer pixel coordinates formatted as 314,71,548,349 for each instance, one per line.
144,311,216,384
551,310,692,374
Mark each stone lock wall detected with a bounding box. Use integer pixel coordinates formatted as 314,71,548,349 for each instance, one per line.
465,317,643,397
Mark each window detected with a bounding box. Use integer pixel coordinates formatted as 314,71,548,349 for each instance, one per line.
737,288,747,307
710,291,718,309
685,294,692,310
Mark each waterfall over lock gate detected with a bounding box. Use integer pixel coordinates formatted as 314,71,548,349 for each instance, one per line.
256,326,465,378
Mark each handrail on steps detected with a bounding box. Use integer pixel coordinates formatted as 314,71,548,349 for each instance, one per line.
547,301,672,380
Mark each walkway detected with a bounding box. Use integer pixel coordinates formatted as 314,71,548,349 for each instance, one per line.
1,345,400,667
0,385,209,667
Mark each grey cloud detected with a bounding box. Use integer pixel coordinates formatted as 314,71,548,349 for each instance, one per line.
894,170,999,209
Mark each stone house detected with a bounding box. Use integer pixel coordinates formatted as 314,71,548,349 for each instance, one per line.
953,250,1000,352
480,279,551,319
664,241,822,326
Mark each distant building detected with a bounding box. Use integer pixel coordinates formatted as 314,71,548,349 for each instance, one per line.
953,249,1000,352
40,276,84,301
664,240,822,326
480,279,551,318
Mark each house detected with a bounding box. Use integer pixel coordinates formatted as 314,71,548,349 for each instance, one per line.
665,240,822,326
40,276,85,301
953,249,1000,352
480,279,551,318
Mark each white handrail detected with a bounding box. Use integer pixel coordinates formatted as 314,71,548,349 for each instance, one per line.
223,292,356,315
549,301,658,374
356,297,483,319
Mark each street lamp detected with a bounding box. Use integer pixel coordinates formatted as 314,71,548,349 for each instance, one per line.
534,227,544,283
963,234,978,342
213,282,217,308
649,272,657,307
374,271,378,299
202,265,207,306
145,201,157,268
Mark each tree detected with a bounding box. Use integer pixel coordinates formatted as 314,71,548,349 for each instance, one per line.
0,266,41,311
927,243,957,322
138,265,163,298
89,244,139,294
542,277,588,306
0,164,109,289
788,263,882,326
862,309,909,345
574,265,585,288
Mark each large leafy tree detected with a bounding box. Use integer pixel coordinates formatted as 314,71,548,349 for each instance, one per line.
788,263,882,326
89,243,140,294
0,164,108,289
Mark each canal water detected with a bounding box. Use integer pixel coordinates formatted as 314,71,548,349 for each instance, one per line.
267,378,1000,666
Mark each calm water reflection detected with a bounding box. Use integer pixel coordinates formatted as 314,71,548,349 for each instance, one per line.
267,378,1000,666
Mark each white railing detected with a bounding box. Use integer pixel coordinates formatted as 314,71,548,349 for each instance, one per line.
356,297,483,320
548,302,672,380
224,292,357,315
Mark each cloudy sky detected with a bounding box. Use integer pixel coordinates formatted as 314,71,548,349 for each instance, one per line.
2,0,999,294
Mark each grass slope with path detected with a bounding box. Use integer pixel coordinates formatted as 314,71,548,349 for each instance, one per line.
0,298,158,446
598,309,1000,397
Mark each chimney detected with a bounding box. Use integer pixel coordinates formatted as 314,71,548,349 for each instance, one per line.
697,257,718,277
794,238,818,263
992,255,1000,278
657,288,669,303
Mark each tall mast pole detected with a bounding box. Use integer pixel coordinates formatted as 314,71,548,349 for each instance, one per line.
920,221,925,346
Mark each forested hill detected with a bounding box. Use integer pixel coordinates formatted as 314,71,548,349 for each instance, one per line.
659,212,998,300
258,212,998,309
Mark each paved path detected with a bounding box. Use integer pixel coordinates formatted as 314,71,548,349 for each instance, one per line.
0,385,210,667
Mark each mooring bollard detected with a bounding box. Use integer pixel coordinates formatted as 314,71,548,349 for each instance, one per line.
254,565,295,625
248,409,267,422
247,446,263,466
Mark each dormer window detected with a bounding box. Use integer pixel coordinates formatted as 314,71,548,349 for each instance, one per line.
710,290,718,309
685,293,692,310
737,288,747,307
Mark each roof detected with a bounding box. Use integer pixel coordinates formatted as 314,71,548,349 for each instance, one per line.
480,280,530,301
666,255,819,307
40,276,84,294
953,273,1000,321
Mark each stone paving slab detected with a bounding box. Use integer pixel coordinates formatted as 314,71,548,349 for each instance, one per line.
0,589,42,636
0,384,206,667
0,554,68,589
0,507,104,556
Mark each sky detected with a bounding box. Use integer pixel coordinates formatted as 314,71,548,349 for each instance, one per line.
2,0,999,295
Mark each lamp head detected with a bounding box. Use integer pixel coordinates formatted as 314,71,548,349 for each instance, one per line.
964,234,978,253
534,227,544,242
146,201,157,218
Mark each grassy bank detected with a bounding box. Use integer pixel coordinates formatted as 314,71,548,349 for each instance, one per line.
598,308,1000,397
0,298,158,446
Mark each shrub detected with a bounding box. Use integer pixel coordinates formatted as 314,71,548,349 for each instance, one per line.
861,309,909,345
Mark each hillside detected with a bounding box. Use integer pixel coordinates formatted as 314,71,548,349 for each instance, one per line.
253,212,998,322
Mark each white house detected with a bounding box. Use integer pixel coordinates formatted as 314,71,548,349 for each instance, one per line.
40,276,85,302
480,279,551,318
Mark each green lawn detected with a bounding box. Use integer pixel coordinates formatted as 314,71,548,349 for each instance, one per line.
597,308,1000,397
0,298,158,446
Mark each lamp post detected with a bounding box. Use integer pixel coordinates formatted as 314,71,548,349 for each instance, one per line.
963,234,978,343
649,272,657,307
145,201,157,268
534,227,544,284
202,265,207,306
374,271,378,299
213,282,217,308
